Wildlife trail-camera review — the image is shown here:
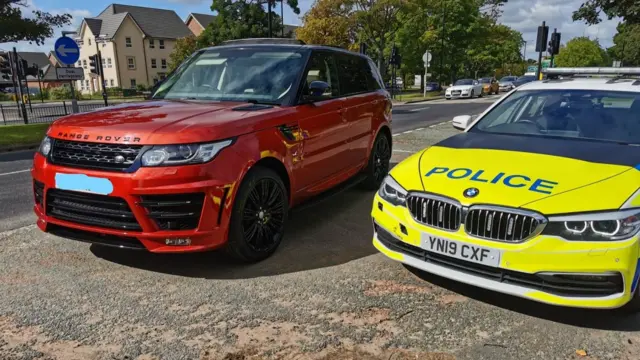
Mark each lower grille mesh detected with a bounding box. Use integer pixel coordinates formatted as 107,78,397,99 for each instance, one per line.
46,189,141,231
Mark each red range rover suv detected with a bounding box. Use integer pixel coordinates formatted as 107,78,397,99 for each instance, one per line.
31,39,393,262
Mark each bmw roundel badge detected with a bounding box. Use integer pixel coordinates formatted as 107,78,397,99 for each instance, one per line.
463,187,479,198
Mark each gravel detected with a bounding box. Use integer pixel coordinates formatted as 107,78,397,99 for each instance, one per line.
1,122,639,360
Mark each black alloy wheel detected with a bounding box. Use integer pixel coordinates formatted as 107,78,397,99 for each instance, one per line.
362,134,392,190
241,178,286,252
226,167,289,262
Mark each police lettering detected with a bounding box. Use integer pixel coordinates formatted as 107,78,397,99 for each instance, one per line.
425,166,558,194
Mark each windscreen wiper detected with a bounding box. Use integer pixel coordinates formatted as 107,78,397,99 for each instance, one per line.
246,99,278,106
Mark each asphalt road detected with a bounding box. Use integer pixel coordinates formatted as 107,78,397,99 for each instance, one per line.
1,118,639,360
0,97,499,234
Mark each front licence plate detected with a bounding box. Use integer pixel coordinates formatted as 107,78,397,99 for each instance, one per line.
54,173,114,195
420,232,501,267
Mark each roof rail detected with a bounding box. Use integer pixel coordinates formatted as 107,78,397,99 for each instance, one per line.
220,38,306,46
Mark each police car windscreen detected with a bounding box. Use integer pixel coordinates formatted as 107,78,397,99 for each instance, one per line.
469,89,640,145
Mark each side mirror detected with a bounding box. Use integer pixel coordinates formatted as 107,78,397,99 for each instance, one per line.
309,81,330,96
452,115,472,131
302,81,330,103
449,83,453,87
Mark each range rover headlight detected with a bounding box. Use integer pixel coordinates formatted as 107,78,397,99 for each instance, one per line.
378,175,407,206
542,209,640,241
39,136,52,156
141,139,233,167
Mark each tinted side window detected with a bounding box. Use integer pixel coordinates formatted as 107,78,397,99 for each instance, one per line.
336,54,369,96
366,58,383,91
301,51,340,98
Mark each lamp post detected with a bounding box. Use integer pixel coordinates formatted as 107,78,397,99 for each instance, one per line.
95,34,109,106
439,0,446,86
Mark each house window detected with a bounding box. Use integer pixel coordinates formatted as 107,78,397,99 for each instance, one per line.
149,39,155,49
159,40,165,49
107,58,112,68
130,79,136,89
88,38,92,46
151,59,157,69
125,37,132,47
85,80,90,89
127,56,136,70
161,59,167,69
159,73,166,81
102,43,106,48
153,78,158,85
110,79,114,87
102,58,106,68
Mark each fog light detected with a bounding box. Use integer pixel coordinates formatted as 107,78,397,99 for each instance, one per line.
165,238,191,246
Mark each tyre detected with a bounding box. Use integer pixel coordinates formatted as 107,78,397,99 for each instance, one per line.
479,90,484,98
361,133,392,190
225,166,289,263
470,90,474,98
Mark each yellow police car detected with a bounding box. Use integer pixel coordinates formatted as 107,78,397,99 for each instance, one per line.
372,67,640,310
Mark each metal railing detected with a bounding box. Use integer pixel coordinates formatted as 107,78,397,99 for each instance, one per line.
0,101,125,125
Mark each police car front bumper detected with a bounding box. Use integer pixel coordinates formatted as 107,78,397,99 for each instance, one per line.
370,192,640,309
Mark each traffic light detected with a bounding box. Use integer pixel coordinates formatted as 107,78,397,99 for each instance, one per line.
89,54,99,75
0,55,11,80
359,43,367,55
389,46,401,66
548,32,561,55
535,23,549,52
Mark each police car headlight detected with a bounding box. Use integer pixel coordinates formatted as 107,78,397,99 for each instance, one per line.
378,175,407,206
141,139,233,167
542,209,640,241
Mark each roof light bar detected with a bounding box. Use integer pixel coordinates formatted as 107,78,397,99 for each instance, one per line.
543,67,640,75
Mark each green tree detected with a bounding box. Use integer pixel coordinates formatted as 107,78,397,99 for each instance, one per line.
200,0,298,46
296,0,358,50
572,0,640,25
168,35,199,72
609,22,640,66
168,0,301,71
554,37,608,67
0,0,72,45
353,0,407,78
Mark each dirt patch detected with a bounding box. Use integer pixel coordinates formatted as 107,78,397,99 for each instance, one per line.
436,294,468,305
323,307,392,327
231,321,311,349
364,280,432,297
206,346,456,360
0,316,121,359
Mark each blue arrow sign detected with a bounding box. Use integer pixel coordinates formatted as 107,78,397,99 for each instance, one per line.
54,36,80,65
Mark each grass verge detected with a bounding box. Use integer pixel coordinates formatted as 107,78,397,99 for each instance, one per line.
0,123,49,149
395,92,442,102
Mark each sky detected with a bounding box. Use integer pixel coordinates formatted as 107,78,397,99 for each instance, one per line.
1,0,622,60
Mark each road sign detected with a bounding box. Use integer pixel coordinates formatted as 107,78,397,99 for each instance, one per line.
54,36,80,65
422,51,432,64
56,67,84,80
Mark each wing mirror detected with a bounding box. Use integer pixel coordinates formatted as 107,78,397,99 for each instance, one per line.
302,81,331,103
452,115,473,131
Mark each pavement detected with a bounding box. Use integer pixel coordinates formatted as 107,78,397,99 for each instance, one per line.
3,95,638,360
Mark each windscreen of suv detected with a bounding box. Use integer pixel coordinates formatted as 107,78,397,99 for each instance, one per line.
454,79,473,85
500,76,517,82
469,89,640,144
151,48,305,105
479,78,491,83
